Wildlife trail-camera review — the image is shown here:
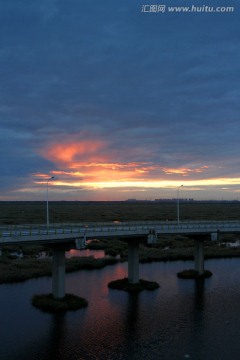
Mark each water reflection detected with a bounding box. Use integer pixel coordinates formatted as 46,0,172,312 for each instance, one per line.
2,258,240,359
194,278,205,311
66,249,106,259
126,293,139,333
48,314,66,359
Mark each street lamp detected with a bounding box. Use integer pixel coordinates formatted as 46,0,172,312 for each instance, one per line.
46,176,54,228
177,184,183,224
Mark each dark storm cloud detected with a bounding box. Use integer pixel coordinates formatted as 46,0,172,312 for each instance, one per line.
1,0,240,199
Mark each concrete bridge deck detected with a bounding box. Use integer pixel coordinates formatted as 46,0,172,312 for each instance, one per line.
1,220,240,245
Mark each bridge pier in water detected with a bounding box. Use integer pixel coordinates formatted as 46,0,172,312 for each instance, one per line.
52,247,66,298
127,232,158,284
51,238,86,298
128,241,139,284
194,240,204,275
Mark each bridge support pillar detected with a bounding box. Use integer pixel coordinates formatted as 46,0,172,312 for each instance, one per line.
128,241,139,284
52,248,65,299
194,240,204,275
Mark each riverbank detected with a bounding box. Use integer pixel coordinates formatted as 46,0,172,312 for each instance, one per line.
1,240,240,284
0,255,118,284
88,235,240,262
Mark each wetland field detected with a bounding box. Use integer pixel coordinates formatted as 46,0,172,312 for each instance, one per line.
1,200,240,224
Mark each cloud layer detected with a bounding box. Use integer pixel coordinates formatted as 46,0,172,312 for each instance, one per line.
1,0,240,200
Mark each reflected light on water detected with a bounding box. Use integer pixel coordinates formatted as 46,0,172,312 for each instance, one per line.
2,258,240,359
66,249,106,259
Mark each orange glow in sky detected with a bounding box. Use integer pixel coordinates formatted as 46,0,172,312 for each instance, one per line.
40,141,105,164
32,140,240,200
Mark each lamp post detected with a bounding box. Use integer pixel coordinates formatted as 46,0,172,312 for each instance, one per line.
46,176,54,228
177,184,183,224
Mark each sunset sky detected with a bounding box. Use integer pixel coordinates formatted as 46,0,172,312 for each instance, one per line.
1,0,240,201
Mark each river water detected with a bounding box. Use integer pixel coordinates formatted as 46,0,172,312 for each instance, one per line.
1,256,240,360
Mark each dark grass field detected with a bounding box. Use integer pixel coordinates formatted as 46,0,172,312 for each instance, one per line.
0,200,240,224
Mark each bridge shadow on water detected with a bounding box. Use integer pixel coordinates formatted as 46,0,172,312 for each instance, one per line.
47,314,67,359
126,293,140,333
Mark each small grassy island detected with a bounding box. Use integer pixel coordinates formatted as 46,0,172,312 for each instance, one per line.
177,269,213,279
32,293,88,313
108,277,160,293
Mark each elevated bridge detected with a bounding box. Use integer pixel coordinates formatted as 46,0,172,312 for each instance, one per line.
1,220,240,244
1,220,240,298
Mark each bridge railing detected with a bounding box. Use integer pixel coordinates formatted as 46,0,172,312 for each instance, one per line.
1,220,240,240
1,219,240,230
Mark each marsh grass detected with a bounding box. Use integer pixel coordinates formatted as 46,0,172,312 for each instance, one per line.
1,201,240,225
2,241,240,284
0,256,118,284
0,257,52,283
66,256,118,272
